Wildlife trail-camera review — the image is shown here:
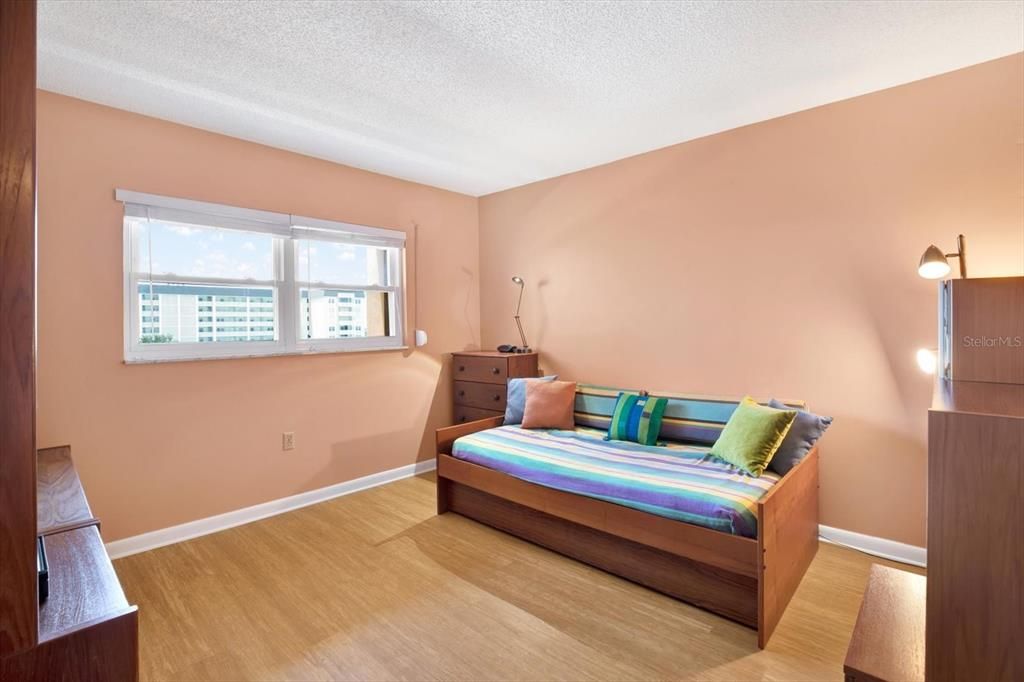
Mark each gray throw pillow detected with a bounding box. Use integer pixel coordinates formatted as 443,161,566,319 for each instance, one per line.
767,399,832,475
504,375,557,424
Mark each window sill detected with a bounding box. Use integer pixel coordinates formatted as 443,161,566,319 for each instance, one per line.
123,345,410,365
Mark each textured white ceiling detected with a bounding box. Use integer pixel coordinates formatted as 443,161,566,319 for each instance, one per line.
38,1,1024,196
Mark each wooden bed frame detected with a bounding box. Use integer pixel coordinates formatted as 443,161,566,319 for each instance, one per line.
435,416,819,648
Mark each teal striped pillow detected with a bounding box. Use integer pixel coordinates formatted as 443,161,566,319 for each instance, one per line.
606,392,668,446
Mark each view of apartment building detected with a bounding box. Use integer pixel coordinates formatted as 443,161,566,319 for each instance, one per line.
138,283,370,343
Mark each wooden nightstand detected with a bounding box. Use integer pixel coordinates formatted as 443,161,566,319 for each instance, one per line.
451,351,539,423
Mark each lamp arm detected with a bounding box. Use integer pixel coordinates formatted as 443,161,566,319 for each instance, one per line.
956,234,966,278
944,234,967,278
511,280,529,350
514,315,528,350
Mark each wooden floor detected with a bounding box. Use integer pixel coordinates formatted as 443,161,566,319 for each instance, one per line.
114,472,924,681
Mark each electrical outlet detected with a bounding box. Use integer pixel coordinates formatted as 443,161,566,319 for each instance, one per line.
282,432,295,450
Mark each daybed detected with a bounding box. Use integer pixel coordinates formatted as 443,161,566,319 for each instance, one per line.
435,385,819,648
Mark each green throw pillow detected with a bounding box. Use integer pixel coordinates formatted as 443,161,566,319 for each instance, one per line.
606,392,668,446
710,397,797,477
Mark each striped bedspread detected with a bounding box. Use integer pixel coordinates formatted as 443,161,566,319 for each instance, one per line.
451,426,780,538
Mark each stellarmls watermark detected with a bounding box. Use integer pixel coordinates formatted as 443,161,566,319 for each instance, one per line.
961,335,1023,348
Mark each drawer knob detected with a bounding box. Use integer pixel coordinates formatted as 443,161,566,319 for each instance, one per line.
459,415,467,423
493,394,500,401
458,390,465,397
491,367,500,375
458,365,465,372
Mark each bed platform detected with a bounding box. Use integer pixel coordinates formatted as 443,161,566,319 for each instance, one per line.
435,413,819,648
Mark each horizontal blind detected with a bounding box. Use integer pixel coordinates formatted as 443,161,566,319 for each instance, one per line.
117,189,406,245
123,203,292,237
290,226,403,249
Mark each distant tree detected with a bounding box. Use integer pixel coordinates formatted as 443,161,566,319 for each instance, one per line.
140,333,174,344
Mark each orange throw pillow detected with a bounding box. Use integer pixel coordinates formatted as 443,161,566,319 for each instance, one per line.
521,380,577,429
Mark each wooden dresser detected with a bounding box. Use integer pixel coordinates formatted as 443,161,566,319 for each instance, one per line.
1,447,139,681
927,276,1023,681
843,276,1023,682
926,379,1022,682
940,276,1024,384
452,351,539,423
2,6,138,677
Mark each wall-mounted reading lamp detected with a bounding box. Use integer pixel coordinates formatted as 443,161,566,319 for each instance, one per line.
915,234,967,378
918,234,967,279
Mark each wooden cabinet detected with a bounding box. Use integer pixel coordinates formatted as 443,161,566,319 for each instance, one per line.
0,9,137,672
844,276,1024,681
940,277,1024,384
926,380,1023,682
37,446,99,536
926,277,1023,681
452,351,539,423
1,447,139,681
0,0,39,659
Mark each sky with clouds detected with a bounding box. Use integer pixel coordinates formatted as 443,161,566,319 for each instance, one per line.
135,221,385,285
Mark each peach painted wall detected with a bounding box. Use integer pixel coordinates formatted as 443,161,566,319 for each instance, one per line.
36,91,480,541
478,54,1024,547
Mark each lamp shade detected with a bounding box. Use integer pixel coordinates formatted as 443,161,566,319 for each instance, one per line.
918,245,951,279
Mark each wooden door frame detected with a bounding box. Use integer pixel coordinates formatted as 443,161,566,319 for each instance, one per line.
0,0,38,657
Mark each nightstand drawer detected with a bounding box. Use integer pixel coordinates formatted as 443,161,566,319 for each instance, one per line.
454,355,508,384
455,381,507,411
454,405,504,424
449,351,537,428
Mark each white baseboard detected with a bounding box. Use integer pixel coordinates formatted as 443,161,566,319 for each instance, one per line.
105,459,437,560
818,524,926,568
107,465,926,569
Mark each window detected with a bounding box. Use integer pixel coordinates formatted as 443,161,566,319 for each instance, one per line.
295,235,400,345
119,190,406,362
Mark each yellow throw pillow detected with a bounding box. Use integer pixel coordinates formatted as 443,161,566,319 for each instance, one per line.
710,397,797,477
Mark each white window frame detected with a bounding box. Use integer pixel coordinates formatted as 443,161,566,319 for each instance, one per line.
119,190,406,363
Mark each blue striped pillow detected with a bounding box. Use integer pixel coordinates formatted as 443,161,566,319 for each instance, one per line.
606,392,668,446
